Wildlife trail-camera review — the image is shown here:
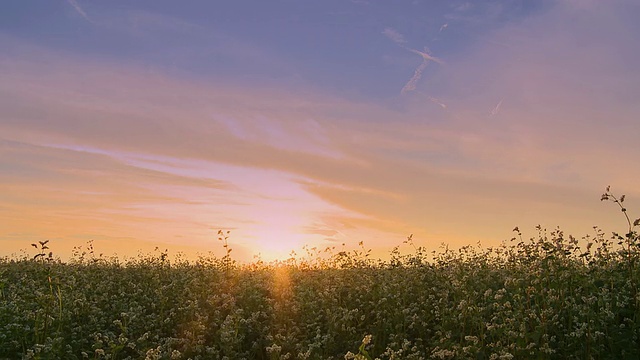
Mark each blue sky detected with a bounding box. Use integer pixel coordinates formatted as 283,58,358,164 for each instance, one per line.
1,1,550,97
1,0,639,261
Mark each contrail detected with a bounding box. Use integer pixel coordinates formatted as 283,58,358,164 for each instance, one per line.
490,98,504,116
382,27,444,94
429,96,447,109
66,0,92,23
400,47,443,94
401,61,428,94
407,47,444,65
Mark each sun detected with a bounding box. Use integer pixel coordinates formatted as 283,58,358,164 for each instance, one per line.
253,227,309,262
259,236,304,262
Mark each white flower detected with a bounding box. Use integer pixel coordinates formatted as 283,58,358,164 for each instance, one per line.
464,335,478,344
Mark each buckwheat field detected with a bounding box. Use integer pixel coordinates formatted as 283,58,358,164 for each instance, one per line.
2,189,639,359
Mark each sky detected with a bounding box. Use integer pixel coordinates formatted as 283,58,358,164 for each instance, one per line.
1,0,640,262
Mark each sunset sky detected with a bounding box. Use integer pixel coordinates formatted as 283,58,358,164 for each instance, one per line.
1,0,639,261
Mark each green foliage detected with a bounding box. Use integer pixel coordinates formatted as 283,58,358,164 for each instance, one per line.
1,188,639,359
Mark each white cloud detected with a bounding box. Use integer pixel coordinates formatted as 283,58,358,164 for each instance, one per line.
382,27,407,45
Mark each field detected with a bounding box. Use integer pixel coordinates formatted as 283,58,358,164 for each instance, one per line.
1,191,640,360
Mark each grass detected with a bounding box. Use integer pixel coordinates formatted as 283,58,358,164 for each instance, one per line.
1,187,639,359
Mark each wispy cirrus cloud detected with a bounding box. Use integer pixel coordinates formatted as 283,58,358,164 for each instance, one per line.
3,39,636,252
66,0,92,23
382,27,407,45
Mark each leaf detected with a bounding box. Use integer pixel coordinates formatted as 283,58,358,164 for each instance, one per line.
358,344,372,360
634,218,640,227
31,243,38,248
